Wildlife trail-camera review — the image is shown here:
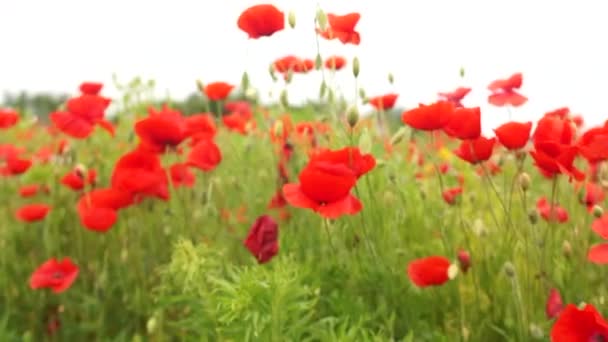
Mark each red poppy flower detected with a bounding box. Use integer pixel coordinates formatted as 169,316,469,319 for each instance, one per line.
308,147,375,178
324,55,347,70
268,189,288,209
546,288,564,319
533,115,574,147
402,101,454,131
536,197,569,223
187,138,222,172
203,82,234,101
244,215,279,264
438,87,471,108
222,112,252,135
494,121,532,150
111,150,169,201
530,142,584,181
443,107,481,140
49,89,113,139
457,249,471,273
135,105,187,152
29,257,79,293
224,101,253,120
578,126,608,163
593,214,608,239
588,243,608,264
368,94,399,111
0,108,19,129
317,13,361,45
583,182,605,211
283,158,361,219
61,168,96,191
407,256,451,287
170,163,195,187
454,136,495,164
185,113,217,144
1,152,32,177
237,4,284,39
487,72,527,107
79,82,103,95
15,204,51,222
77,188,133,232
442,187,463,205
550,304,608,341
19,184,46,198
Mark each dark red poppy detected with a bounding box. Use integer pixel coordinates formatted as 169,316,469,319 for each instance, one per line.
0,108,19,129
324,55,347,70
443,107,481,140
407,256,451,287
402,101,454,131
203,82,234,101
550,304,608,341
283,157,361,219
368,94,399,111
16,204,51,222
29,257,79,293
546,288,564,319
244,215,279,264
187,138,222,172
457,249,471,273
317,13,361,45
494,121,532,150
438,87,471,107
237,4,285,39
487,72,527,107
454,136,495,164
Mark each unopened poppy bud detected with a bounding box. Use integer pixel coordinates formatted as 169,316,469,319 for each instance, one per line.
347,106,359,127
388,72,394,84
528,209,539,224
352,57,360,78
196,79,204,92
327,88,335,104
358,88,366,100
562,240,572,258
146,317,157,334
273,120,284,138
459,67,465,78
503,261,516,278
390,127,408,146
319,80,327,98
268,64,277,82
288,10,296,29
529,323,544,339
280,90,289,108
457,249,471,273
316,9,327,31
593,205,604,218
241,71,249,91
315,53,322,70
518,172,531,192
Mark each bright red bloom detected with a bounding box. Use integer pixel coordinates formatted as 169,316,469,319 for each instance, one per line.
29,258,79,293
443,107,481,140
550,304,608,341
187,138,222,172
61,168,96,191
224,101,253,120
237,4,284,39
111,150,169,201
135,105,187,151
588,243,608,264
170,163,195,188
454,136,495,164
49,86,113,139
317,13,361,45
546,288,564,319
530,143,584,181
16,204,51,222
368,93,399,111
222,112,252,135
79,82,103,95
77,188,133,232
324,55,347,70
203,82,234,101
487,73,527,107
0,108,19,129
283,157,362,219
438,87,471,107
1,154,32,176
185,113,217,144
578,125,608,163
244,215,279,264
536,197,569,223
593,214,608,240
407,256,451,287
308,147,375,178
442,187,463,205
533,115,574,147
402,101,454,131
19,184,47,198
583,182,605,211
493,121,532,150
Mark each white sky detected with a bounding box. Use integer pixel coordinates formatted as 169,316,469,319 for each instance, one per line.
1,0,607,132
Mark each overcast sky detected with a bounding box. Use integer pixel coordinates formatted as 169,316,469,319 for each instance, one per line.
1,0,607,132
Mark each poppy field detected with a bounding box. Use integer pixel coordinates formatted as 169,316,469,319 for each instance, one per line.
3,4,608,342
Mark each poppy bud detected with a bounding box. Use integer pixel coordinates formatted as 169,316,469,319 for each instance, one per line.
503,261,516,278
347,106,359,128
196,79,204,93
358,88,366,101
562,240,572,258
315,53,322,70
593,205,604,218
459,67,465,78
288,10,296,29
319,80,327,98
316,9,327,30
457,249,471,273
352,57,360,78
529,323,544,339
390,127,408,146
528,209,539,224
518,172,531,192
388,72,394,84
327,88,335,105
268,64,277,82
280,90,289,108
241,71,249,91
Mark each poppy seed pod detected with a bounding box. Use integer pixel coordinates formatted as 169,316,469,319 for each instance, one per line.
518,172,531,192
315,54,322,70
352,57,360,78
528,209,539,224
388,73,394,84
196,79,204,93
593,205,604,218
316,9,327,31
288,11,296,29
347,106,359,128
